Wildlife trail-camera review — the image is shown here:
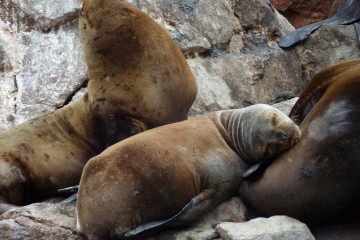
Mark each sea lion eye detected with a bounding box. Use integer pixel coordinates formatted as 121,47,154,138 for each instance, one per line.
279,132,289,142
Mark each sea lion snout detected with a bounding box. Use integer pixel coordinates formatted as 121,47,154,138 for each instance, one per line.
246,105,301,161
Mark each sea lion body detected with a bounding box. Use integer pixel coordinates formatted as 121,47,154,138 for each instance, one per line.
80,0,197,149
0,97,97,211
239,59,360,225
76,104,300,239
0,0,197,213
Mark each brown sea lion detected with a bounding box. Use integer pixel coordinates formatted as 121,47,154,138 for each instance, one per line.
80,0,197,150
76,104,301,240
239,59,360,226
0,0,197,213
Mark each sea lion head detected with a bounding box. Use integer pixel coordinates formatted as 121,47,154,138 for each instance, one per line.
233,104,301,163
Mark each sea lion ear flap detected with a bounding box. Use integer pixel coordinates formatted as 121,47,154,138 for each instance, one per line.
270,112,279,126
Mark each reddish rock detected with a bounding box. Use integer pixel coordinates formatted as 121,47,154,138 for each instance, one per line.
271,0,334,28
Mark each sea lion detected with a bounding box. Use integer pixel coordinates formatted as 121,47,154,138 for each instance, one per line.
76,104,301,240
239,59,360,226
80,0,197,150
0,0,197,213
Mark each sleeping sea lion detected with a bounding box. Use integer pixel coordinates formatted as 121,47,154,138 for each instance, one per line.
76,104,301,239
0,0,197,213
239,59,360,226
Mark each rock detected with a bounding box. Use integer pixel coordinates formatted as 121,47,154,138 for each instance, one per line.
0,202,83,240
216,215,316,240
272,97,298,115
270,0,334,28
0,0,87,129
188,50,304,116
293,24,360,80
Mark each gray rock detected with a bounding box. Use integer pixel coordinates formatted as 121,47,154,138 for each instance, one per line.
133,0,235,55
0,0,87,129
216,215,316,240
272,97,298,115
294,24,360,81
0,202,83,240
188,50,304,116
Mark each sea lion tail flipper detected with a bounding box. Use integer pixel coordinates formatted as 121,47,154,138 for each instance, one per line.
121,189,216,238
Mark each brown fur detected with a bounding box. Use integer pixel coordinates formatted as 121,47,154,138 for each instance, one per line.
240,59,360,226
0,0,197,213
80,0,197,150
76,104,300,239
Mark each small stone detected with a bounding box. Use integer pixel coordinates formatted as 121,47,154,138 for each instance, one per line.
216,215,315,240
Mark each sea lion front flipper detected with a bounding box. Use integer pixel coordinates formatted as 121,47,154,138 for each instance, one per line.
122,189,216,238
242,161,270,178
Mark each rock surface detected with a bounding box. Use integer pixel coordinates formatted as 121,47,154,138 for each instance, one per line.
0,202,82,240
216,215,315,240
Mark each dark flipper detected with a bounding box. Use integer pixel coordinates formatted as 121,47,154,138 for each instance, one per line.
122,189,216,238
58,185,79,193
279,0,360,48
